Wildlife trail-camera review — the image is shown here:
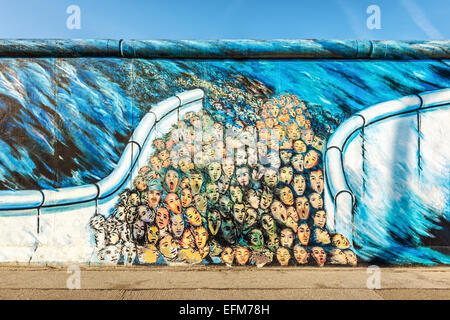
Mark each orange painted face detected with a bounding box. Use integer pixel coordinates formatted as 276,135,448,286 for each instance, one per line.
220,247,234,265
297,223,311,246
235,247,250,265
165,193,182,214
276,247,291,266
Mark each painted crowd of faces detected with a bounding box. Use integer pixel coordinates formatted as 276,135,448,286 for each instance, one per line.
90,92,357,267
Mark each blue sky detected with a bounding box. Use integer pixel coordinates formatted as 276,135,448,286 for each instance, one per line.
0,0,448,39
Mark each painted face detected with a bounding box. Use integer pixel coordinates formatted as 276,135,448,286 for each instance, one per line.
165,169,179,192
280,150,292,165
279,166,293,184
309,170,324,194
180,177,190,189
194,193,208,212
165,193,182,214
344,250,358,266
330,248,348,265
180,229,195,249
291,154,304,172
221,219,238,244
128,192,140,207
280,228,295,248
297,223,311,246
209,239,223,257
261,214,276,235
190,173,204,194
301,129,314,146
313,210,327,228
147,225,159,245
134,176,147,192
263,168,278,188
234,167,250,187
295,196,310,220
244,208,258,229
150,156,163,172
270,200,288,224
137,205,154,223
230,185,243,203
171,214,185,238
332,234,351,249
153,139,165,151
90,214,105,231
100,245,121,264
156,207,170,230
287,123,301,140
235,247,250,265
219,196,233,213
179,157,193,174
185,206,202,226
249,229,264,249
279,186,294,206
208,210,221,235
312,135,325,151
260,190,273,210
204,183,219,204
314,228,331,245
246,189,260,209
181,188,193,207
295,114,306,127
159,235,179,260
293,245,309,264
147,189,162,208
287,205,299,222
293,140,307,153
113,206,126,223
291,175,305,197
235,149,247,166
194,226,208,249
208,162,222,182
269,104,279,118
276,247,291,266
274,125,286,141
233,203,246,224
311,246,327,266
304,150,319,170
222,158,235,177
218,175,231,194
220,247,234,265
309,192,323,209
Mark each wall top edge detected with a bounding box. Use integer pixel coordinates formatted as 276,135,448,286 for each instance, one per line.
0,39,448,59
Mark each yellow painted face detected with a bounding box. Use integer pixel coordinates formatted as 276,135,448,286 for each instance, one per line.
279,167,293,184
221,247,234,265
293,140,307,153
287,123,301,140
159,235,179,259
185,206,202,226
280,187,294,206
276,247,291,266
309,192,323,209
332,234,351,249
311,247,327,266
147,225,159,245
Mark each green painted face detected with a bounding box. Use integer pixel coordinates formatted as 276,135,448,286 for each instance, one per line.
249,229,264,249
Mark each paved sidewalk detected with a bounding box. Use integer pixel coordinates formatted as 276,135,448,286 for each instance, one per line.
0,265,448,300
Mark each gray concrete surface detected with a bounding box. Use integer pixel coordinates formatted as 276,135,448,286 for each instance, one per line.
0,265,448,300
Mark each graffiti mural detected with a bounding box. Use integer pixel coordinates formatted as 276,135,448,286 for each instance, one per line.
0,40,449,266
90,93,356,266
